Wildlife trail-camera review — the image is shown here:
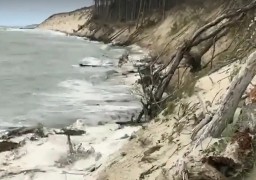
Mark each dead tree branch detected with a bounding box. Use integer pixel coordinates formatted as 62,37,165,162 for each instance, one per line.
135,1,256,122
193,50,256,147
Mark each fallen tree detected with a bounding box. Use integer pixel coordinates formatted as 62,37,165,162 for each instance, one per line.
136,50,256,180
192,51,256,145
135,0,256,122
173,50,256,180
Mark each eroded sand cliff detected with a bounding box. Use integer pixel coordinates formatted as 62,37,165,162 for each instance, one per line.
36,1,256,179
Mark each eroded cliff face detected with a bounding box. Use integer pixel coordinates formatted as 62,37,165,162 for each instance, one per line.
38,1,256,179
38,0,254,75
37,1,244,65
38,7,93,34
38,1,236,88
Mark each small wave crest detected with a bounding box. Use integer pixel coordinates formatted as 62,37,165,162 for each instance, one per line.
80,57,113,67
39,79,139,109
5,28,66,36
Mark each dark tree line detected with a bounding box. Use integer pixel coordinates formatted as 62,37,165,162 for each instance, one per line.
93,0,181,22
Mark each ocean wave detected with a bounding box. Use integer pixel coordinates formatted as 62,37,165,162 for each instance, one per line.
38,79,135,105
80,57,113,67
100,44,111,50
21,77,140,127
5,28,66,36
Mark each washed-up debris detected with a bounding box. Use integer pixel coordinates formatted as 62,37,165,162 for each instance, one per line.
1,124,49,139
54,128,86,136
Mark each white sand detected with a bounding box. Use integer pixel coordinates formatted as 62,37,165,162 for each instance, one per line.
0,123,140,180
97,60,254,180
33,2,255,179
0,31,151,180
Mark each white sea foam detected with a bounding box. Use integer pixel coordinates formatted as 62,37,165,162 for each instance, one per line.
100,44,111,50
6,28,67,36
37,79,139,116
57,80,134,103
0,28,143,128
80,56,114,66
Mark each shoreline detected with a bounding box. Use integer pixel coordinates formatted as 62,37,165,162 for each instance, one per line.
0,122,141,180
0,28,150,180
33,1,256,179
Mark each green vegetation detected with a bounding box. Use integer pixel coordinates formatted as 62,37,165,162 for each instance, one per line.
162,102,176,116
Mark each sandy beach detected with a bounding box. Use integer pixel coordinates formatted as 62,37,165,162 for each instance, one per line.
0,31,150,180
1,0,256,179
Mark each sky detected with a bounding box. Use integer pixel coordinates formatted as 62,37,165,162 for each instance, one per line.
0,0,93,26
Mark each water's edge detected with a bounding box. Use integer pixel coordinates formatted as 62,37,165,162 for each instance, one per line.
0,29,149,180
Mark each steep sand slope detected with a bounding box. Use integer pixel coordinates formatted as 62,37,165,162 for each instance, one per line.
97,60,256,180
38,2,229,59
38,7,92,34
38,1,234,88
37,1,256,179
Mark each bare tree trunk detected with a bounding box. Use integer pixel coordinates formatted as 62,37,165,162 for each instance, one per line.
130,1,256,123
136,0,143,29
193,51,256,146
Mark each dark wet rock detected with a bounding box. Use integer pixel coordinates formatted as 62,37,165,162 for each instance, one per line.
120,134,129,139
0,141,19,153
2,124,48,139
121,152,127,157
129,133,137,140
97,121,106,126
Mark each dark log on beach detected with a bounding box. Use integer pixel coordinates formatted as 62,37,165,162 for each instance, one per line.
115,121,146,126
54,128,86,136
79,63,101,67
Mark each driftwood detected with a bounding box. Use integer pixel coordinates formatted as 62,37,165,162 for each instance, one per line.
79,63,103,67
193,51,256,146
115,121,146,126
54,128,86,136
1,125,47,139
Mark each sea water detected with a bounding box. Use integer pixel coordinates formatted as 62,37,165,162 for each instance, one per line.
0,28,141,129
